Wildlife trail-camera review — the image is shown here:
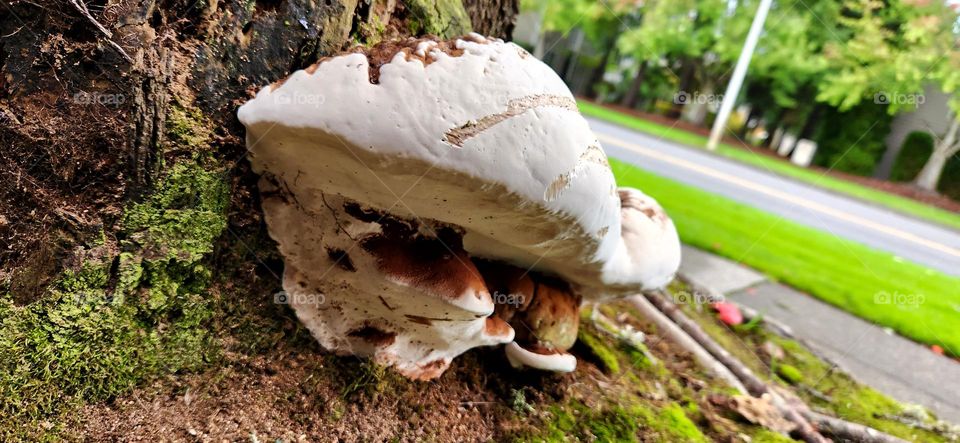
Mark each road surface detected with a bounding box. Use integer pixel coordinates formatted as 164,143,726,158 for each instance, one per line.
588,117,960,276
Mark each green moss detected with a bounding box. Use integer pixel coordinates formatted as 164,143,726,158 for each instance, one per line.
775,363,803,385
355,14,388,46
404,0,472,38
644,403,709,443
123,162,228,262
768,336,950,440
166,105,213,151
510,388,535,414
0,157,229,439
662,284,952,441
576,328,621,374
533,401,640,442
336,359,409,403
525,400,707,443
750,429,796,442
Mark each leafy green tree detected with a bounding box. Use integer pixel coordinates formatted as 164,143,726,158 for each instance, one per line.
713,0,838,141
616,0,725,109
525,0,640,96
817,0,960,189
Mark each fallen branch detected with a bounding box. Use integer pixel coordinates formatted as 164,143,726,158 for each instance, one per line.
626,295,747,394
803,411,908,443
680,277,855,373
799,385,833,403
640,290,826,443
877,411,960,441
638,290,913,443
67,0,134,63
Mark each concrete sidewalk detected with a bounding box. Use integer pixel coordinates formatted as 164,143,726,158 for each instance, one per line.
678,245,960,423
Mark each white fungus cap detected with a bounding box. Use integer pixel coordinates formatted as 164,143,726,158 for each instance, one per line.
238,37,680,297
237,36,681,379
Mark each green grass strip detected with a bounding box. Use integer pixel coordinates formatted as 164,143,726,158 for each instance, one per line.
611,158,960,355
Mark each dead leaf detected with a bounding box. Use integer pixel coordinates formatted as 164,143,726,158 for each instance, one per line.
724,394,796,435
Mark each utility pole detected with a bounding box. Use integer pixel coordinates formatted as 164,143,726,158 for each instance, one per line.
707,0,774,150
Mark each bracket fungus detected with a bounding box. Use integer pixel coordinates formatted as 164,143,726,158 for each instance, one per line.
237,34,681,380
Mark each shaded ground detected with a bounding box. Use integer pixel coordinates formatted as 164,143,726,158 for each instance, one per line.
74,288,955,442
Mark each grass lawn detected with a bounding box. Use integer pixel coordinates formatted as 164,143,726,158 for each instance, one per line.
610,158,960,356
580,101,960,232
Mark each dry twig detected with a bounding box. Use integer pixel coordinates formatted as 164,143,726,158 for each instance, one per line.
67,0,133,63
636,290,906,443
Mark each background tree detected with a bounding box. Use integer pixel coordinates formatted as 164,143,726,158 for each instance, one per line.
709,0,837,144
817,0,960,190
524,0,640,96
616,0,725,110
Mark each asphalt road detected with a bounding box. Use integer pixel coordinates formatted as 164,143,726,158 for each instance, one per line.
588,118,960,277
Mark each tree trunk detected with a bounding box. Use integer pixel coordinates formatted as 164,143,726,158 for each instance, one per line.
915,150,951,191
667,58,696,119
798,104,824,140
586,42,615,99
462,0,519,37
915,118,960,191
739,105,760,140
621,61,647,109
762,108,788,148
2,0,513,299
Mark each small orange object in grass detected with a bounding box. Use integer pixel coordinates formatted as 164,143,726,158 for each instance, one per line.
712,302,743,326
931,345,944,355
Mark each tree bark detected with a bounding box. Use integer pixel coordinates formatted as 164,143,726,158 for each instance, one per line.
798,104,824,141
915,117,960,191
0,0,513,299
0,0,517,426
762,108,789,149
915,149,951,191
586,42,615,99
462,0,518,38
739,105,760,140
667,58,696,119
